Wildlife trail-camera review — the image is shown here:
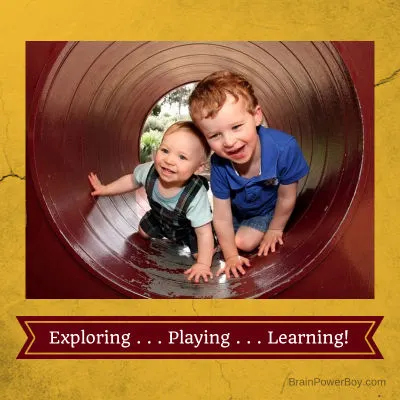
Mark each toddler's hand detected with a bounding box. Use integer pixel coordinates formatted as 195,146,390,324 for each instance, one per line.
184,263,213,283
88,172,107,196
258,229,283,256
217,255,251,279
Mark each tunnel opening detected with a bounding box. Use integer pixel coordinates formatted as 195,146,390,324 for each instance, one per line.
139,83,195,163
27,41,372,299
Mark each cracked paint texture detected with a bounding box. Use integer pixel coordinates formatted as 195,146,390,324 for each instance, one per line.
375,68,400,87
1,1,400,399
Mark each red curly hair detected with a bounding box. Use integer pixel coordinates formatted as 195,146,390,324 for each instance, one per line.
189,70,259,122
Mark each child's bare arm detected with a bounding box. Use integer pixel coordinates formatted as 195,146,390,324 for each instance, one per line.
184,222,214,283
258,182,298,256
88,172,139,196
213,197,250,278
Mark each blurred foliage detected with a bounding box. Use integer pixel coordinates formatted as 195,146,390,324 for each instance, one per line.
161,84,194,117
140,130,163,163
143,114,177,133
151,103,161,116
140,84,195,163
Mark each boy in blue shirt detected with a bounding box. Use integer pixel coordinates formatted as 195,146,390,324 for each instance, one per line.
88,121,215,283
189,71,309,279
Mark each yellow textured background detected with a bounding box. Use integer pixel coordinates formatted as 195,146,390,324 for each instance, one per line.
0,1,398,399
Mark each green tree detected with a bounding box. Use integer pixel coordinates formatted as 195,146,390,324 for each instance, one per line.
140,83,195,163
162,84,194,117
151,103,162,116
140,130,163,163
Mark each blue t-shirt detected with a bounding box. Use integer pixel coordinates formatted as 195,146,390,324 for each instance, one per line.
210,126,309,220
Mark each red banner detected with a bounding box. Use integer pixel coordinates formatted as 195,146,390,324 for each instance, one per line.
17,316,382,359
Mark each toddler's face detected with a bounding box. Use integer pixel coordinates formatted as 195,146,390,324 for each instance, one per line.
196,94,262,166
154,129,205,187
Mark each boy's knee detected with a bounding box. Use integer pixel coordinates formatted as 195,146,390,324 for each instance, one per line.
235,235,257,252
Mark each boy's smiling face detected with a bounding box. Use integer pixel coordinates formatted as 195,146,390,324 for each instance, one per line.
196,94,263,168
154,128,205,187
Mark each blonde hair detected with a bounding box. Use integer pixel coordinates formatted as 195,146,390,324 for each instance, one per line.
162,120,211,158
189,70,259,121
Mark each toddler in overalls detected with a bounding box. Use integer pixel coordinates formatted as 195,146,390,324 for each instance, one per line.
88,121,216,283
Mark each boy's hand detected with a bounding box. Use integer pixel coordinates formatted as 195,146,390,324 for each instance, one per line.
217,255,251,279
88,172,107,196
258,229,284,256
184,263,213,283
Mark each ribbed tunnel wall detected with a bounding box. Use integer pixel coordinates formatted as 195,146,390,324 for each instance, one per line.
27,41,373,298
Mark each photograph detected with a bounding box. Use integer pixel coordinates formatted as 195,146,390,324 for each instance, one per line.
26,41,373,299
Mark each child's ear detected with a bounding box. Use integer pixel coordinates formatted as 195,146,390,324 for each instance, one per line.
254,105,263,126
195,161,206,175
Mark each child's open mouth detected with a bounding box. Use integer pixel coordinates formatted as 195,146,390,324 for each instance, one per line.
227,145,246,160
161,166,175,175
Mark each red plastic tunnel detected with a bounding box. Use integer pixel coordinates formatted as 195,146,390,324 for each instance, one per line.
26,41,373,299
